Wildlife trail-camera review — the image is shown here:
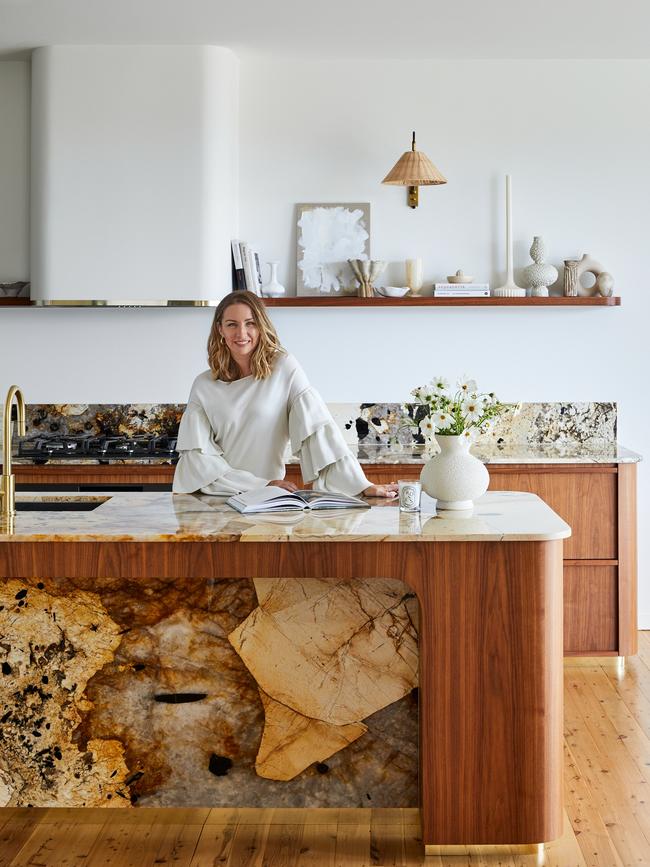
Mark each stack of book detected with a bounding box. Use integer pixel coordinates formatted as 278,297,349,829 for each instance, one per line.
433,282,490,298
231,240,263,295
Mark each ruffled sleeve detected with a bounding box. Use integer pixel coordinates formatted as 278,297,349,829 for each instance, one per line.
288,386,370,496
172,401,269,495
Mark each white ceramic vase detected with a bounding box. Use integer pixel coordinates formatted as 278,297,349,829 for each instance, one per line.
262,262,286,297
419,434,489,510
523,236,558,297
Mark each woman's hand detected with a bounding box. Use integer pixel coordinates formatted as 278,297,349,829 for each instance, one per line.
362,483,399,498
267,479,298,492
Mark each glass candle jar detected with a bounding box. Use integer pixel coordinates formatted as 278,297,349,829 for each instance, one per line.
398,479,422,512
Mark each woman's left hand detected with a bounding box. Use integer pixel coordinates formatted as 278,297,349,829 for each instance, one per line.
362,483,399,498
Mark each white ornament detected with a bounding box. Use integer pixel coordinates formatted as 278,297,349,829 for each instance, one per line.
419,434,489,510
575,253,614,297
523,236,558,297
595,271,614,297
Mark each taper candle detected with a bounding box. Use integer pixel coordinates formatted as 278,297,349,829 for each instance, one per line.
493,174,525,297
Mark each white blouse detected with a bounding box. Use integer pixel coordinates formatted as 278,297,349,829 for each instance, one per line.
172,352,370,497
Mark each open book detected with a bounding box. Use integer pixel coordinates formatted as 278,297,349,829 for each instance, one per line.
227,486,369,514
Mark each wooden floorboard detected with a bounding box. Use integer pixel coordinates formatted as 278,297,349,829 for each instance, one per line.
6,644,650,865
0,814,48,867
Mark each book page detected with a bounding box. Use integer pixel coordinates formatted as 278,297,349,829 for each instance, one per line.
297,490,357,503
233,486,298,506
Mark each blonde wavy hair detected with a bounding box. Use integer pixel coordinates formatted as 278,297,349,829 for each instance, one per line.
207,291,285,381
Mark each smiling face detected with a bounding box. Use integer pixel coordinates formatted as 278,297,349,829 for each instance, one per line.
218,303,260,369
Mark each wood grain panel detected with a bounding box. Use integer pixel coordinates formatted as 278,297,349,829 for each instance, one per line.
564,565,618,653
14,464,175,486
416,539,564,845
618,463,638,655
488,469,617,560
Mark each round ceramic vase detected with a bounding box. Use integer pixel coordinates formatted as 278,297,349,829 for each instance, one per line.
419,434,489,510
523,236,558,297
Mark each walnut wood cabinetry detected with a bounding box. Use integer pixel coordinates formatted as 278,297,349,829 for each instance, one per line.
344,461,636,657
14,458,637,657
486,465,637,657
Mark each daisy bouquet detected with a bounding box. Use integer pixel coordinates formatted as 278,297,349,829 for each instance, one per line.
407,375,518,441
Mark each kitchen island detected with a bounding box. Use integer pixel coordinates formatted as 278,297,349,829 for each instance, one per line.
9,400,640,659
0,489,570,854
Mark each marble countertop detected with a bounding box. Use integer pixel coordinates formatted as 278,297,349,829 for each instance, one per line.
0,490,571,543
347,442,642,465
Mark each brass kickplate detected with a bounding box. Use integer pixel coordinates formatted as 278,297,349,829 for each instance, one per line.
425,842,543,858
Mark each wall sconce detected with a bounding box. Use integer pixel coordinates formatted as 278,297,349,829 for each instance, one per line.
381,131,447,208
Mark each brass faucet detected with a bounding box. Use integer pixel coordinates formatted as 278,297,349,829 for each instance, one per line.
1,385,26,520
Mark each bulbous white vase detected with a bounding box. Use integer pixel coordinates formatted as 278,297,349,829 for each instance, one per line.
420,434,489,510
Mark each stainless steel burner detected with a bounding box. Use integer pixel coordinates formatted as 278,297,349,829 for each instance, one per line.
17,434,178,463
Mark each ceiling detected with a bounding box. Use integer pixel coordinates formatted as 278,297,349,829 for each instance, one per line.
1,0,649,60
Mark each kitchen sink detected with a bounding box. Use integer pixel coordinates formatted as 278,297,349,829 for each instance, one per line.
15,499,107,512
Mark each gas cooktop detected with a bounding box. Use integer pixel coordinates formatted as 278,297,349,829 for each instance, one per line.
17,434,178,463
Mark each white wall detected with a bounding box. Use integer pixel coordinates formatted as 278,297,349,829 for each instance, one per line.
0,61,29,281
0,58,648,620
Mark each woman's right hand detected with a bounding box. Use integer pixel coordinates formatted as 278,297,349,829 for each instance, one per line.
267,479,298,492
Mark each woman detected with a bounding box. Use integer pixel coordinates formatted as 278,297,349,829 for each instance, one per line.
173,291,397,499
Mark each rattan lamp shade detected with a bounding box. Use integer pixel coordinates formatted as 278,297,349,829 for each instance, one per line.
382,132,446,207
382,151,447,186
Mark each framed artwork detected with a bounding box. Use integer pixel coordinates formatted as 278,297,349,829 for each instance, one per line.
296,203,370,296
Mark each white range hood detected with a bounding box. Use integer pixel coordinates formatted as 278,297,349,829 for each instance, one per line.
30,45,238,306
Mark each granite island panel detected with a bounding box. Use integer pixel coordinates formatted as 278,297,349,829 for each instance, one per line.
0,492,568,850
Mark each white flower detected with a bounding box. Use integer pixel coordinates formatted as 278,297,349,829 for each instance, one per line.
457,375,478,394
462,398,482,423
410,386,426,403
432,411,453,430
419,417,435,437
430,375,449,391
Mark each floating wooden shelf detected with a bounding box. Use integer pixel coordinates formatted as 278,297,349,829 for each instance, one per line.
0,297,30,306
0,296,621,308
263,296,621,307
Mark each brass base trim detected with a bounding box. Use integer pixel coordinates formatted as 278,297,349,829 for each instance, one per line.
425,842,544,858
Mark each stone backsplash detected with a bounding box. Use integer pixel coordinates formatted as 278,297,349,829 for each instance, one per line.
20,403,184,440
14,401,617,449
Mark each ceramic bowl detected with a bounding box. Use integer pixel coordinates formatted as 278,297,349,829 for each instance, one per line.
375,286,410,298
447,271,474,284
